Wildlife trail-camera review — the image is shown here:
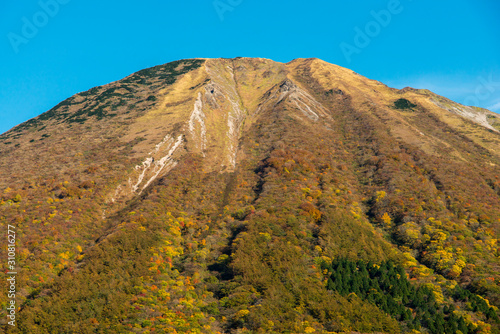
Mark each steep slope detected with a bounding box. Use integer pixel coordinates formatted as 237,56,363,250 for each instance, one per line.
1,58,499,333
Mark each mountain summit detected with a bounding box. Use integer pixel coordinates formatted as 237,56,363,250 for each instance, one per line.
1,58,499,333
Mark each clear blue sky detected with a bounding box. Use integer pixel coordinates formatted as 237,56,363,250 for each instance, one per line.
1,0,499,135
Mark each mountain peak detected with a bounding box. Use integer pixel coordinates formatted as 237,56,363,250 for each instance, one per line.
1,57,500,333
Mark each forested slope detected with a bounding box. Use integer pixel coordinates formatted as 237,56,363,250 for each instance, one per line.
1,57,499,333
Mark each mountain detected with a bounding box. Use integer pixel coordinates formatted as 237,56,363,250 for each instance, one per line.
1,58,499,333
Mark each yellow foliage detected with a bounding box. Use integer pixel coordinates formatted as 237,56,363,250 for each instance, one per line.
423,283,445,304
455,259,466,269
381,212,392,228
350,202,362,219
259,232,272,242
321,256,332,265
448,265,463,278
375,190,386,202
13,194,22,203
401,252,418,267
235,309,250,318
59,251,71,260
432,231,447,243
19,248,31,260
162,245,183,257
